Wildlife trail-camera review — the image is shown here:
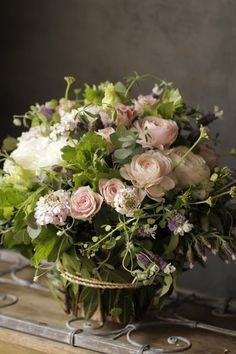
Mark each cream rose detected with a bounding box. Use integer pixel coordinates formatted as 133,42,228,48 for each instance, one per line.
120,151,176,200
197,144,218,170
99,178,126,207
169,146,210,188
70,186,103,220
133,116,178,149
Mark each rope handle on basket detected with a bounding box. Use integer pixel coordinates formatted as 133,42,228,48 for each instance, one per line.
56,262,144,289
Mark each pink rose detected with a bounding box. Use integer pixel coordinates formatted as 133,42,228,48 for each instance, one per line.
169,146,210,188
197,144,219,169
99,178,126,207
133,95,158,115
114,103,137,126
96,127,115,153
133,116,178,149
70,186,103,220
120,151,176,201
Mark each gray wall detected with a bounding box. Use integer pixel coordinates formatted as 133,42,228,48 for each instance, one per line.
1,0,236,297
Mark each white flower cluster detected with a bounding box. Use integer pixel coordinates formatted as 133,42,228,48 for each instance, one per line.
34,190,70,226
174,220,193,236
50,110,78,141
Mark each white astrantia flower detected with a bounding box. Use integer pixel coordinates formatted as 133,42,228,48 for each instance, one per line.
113,186,143,217
34,190,70,226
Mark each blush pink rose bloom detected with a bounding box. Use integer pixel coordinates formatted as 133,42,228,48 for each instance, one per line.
133,116,178,149
133,95,158,115
99,178,126,207
96,127,115,153
70,186,103,220
197,144,219,169
169,146,211,188
114,103,137,126
120,150,176,201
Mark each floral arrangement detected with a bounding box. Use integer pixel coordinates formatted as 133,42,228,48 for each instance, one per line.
0,74,236,323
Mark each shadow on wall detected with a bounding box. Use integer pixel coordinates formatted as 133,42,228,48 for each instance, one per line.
1,0,236,298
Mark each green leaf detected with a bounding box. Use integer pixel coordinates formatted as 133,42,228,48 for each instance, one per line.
83,288,99,320
113,148,133,160
157,102,175,119
160,275,173,297
164,233,179,256
32,228,68,265
118,293,134,324
61,145,77,164
0,188,26,208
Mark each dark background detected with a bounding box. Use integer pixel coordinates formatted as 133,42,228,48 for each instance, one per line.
1,0,236,298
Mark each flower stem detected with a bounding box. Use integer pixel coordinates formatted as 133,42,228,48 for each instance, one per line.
173,126,209,171
64,76,76,100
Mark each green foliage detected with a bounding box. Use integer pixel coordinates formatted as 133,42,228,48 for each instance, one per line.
110,125,143,163
32,228,71,265
157,86,183,118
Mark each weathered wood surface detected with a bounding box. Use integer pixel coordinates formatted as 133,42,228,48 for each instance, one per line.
1,257,236,353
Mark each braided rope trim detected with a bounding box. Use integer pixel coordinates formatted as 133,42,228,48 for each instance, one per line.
57,262,144,289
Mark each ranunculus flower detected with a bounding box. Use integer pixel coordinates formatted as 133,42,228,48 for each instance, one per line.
197,144,219,170
133,95,158,115
99,178,126,207
96,127,115,153
5,133,67,175
114,103,137,126
70,186,103,220
169,146,210,188
133,116,178,149
120,151,176,201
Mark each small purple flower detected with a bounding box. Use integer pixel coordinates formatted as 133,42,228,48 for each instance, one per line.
168,210,193,236
39,105,54,119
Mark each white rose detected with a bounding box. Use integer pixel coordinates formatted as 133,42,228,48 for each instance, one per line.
169,146,210,188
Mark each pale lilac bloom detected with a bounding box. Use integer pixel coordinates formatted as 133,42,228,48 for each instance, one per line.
168,210,193,236
113,186,144,217
35,190,70,226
